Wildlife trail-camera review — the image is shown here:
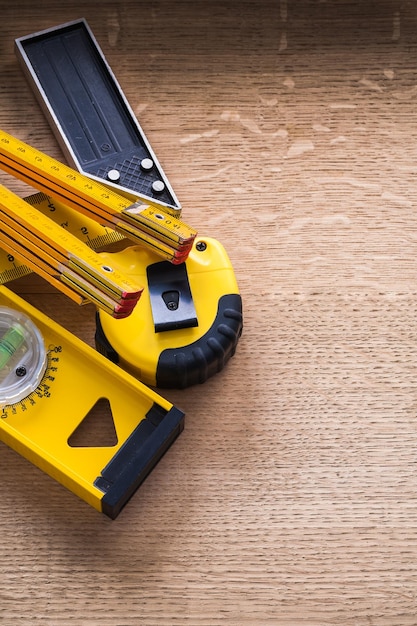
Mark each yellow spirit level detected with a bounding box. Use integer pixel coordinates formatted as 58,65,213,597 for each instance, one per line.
0,286,184,518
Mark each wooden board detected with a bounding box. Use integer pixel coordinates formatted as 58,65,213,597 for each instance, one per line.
1,1,417,624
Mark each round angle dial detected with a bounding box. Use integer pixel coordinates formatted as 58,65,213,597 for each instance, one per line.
0,306,47,406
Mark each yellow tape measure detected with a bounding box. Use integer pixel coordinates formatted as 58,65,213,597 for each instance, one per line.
0,286,185,518
96,237,243,388
0,128,196,264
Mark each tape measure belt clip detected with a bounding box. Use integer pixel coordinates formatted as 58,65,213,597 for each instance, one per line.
147,261,198,333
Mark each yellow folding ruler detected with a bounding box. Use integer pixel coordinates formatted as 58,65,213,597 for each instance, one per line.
0,128,196,266
0,191,124,284
0,285,184,518
0,184,143,319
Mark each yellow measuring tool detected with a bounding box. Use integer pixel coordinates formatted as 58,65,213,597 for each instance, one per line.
0,191,124,284
0,183,143,318
0,129,196,264
0,285,185,518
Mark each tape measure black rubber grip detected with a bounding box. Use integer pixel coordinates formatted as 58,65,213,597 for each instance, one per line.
156,294,242,387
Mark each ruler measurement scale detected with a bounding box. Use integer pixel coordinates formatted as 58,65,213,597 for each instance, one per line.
0,228,136,318
0,129,196,264
0,184,142,299
0,183,143,317
26,191,125,249
0,229,137,317
0,233,87,306
0,192,124,285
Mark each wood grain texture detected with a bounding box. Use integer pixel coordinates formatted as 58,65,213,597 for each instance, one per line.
1,1,417,624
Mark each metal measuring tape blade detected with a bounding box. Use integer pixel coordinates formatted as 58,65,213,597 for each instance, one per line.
0,286,185,518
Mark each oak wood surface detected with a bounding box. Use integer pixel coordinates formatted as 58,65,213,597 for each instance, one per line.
1,1,417,624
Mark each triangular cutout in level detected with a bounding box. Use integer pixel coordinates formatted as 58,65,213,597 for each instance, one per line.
68,397,118,448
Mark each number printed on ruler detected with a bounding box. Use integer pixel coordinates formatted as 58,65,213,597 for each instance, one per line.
0,192,124,284
0,129,197,263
